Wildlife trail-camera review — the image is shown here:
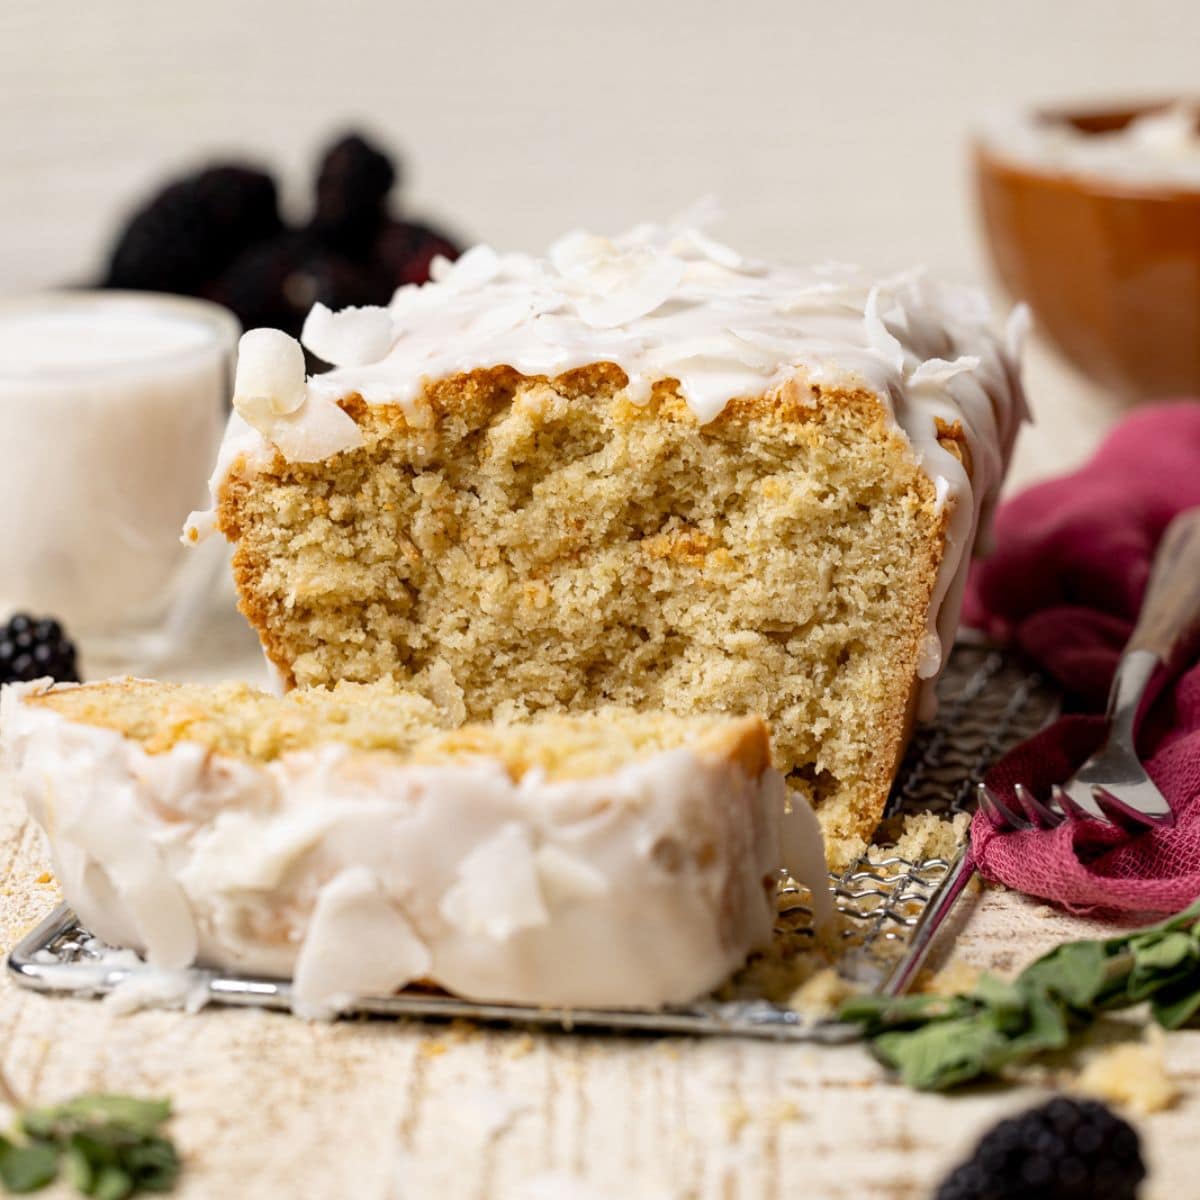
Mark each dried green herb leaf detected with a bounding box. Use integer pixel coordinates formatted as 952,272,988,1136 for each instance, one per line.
0,1139,60,1193
1004,985,1072,1057
2,1094,178,1198
22,1097,170,1145
971,974,1030,1033
1150,980,1200,1030
91,1166,133,1200
63,1141,93,1194
873,1016,1010,1090
123,1138,180,1193
836,991,972,1033
1127,931,1200,1002
839,897,1200,1092
1021,939,1110,1009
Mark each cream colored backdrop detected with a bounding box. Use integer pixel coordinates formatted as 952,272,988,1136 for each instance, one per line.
5,0,1198,288
3,0,1198,482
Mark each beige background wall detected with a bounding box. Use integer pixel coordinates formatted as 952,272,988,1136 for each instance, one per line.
4,1,1197,486
4,0,1199,294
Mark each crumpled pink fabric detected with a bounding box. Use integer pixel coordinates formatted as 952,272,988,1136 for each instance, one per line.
965,401,1200,915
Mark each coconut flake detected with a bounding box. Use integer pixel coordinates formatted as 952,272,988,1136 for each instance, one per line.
575,251,686,329
104,966,211,1015
469,297,548,339
301,303,395,368
535,844,610,905
909,355,981,386
441,244,501,291
292,867,430,1019
439,823,549,940
670,227,756,273
232,328,307,428
266,395,364,463
863,286,908,374
549,231,616,278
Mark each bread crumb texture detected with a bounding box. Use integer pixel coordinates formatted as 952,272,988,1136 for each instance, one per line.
30,677,769,785
217,364,948,861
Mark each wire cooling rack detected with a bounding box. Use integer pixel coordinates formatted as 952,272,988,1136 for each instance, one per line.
7,641,1058,1040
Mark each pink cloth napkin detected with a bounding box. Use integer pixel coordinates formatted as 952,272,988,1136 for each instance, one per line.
964,401,1200,915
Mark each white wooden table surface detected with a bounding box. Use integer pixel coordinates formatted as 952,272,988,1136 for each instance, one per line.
4,794,1200,1200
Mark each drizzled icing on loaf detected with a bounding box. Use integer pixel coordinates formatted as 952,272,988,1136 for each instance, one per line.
189,214,1028,697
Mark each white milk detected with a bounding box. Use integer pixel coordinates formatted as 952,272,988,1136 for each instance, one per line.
0,293,238,654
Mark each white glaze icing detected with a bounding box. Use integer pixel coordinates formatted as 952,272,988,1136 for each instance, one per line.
184,216,1027,700
1,680,829,1017
980,102,1200,189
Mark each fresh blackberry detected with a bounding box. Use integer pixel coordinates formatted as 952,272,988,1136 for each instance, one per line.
104,164,282,294
935,1097,1146,1200
375,218,460,287
312,132,398,256
210,232,394,340
0,614,79,685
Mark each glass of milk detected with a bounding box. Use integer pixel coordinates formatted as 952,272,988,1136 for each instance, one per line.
0,292,239,673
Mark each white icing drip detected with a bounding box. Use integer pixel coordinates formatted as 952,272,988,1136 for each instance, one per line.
186,218,1026,706
2,681,828,1013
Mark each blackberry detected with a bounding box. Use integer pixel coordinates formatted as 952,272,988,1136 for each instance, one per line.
104,164,282,294
311,132,398,256
210,233,394,340
375,218,460,287
0,614,79,685
935,1097,1146,1200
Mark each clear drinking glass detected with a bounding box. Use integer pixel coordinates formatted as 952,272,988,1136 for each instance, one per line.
0,291,239,675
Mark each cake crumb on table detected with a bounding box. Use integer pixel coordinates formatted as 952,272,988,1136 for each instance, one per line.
1074,1027,1178,1115
917,957,985,995
787,967,859,1016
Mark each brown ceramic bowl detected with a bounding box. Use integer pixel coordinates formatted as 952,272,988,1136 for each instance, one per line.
974,101,1200,399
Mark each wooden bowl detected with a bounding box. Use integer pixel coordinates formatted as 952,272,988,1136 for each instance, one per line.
974,102,1200,399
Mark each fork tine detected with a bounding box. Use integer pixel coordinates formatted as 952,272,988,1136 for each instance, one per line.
976,783,1033,831
1090,785,1171,830
1051,783,1098,823
1014,782,1062,828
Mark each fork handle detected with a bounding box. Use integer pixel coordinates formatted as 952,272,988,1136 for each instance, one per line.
1127,507,1200,668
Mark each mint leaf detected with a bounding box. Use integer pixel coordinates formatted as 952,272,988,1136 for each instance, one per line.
874,1016,1010,1090
837,992,971,1033
3,1093,178,1197
971,974,1030,1032
91,1166,133,1200
22,1097,171,1145
0,1138,60,1193
1005,985,1071,1057
840,897,1200,1091
1151,981,1200,1030
123,1138,180,1193
1126,931,1200,1003
1021,939,1110,1009
64,1141,93,1194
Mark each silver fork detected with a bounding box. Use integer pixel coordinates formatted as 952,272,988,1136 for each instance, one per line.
885,507,1200,996
978,506,1200,831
